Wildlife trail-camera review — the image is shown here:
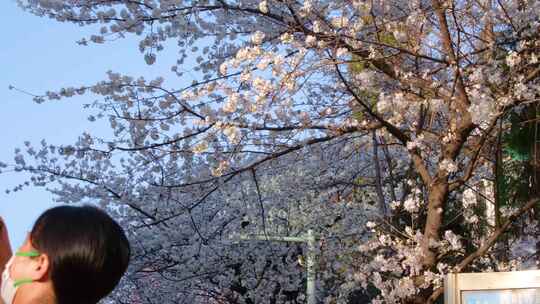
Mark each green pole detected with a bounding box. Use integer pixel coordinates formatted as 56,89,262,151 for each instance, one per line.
235,229,317,304
305,229,316,304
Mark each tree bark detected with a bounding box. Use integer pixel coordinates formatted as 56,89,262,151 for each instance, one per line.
372,130,387,216
422,179,450,267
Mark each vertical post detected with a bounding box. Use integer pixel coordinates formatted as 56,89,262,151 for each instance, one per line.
306,229,316,304
444,273,457,304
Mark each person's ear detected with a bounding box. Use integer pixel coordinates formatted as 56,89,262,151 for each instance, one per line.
29,254,50,281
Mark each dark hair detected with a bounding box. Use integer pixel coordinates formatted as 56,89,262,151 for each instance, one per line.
30,205,131,304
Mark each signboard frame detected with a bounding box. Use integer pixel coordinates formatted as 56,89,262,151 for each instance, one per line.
444,270,540,304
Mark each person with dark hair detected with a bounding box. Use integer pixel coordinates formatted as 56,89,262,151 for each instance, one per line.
0,205,131,304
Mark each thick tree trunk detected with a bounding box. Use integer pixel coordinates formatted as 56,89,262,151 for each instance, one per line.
422,180,449,267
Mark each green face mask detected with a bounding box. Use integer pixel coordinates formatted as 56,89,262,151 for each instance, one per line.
1,249,41,304
13,250,41,287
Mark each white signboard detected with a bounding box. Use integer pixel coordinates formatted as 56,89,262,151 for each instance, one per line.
462,289,540,304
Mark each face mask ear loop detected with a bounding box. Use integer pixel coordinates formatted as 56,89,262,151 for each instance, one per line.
13,279,33,288
14,251,40,258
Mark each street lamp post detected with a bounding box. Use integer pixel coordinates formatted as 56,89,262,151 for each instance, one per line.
237,229,317,304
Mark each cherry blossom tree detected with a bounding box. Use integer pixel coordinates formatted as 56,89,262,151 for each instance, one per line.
5,0,540,303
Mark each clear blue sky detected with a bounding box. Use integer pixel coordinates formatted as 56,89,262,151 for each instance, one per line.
0,1,178,249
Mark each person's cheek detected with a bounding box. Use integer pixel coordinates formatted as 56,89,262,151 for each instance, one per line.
8,258,23,280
